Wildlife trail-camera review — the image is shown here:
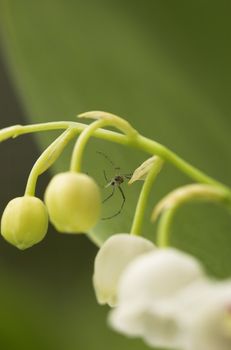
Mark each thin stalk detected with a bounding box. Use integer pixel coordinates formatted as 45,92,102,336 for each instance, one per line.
70,113,138,172
70,119,106,172
156,207,177,247
130,157,164,235
135,135,231,194
1,121,230,196
155,184,230,247
25,128,76,196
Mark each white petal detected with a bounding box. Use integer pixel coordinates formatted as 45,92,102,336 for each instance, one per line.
93,233,155,306
117,248,205,304
110,299,180,348
176,281,231,350
110,248,205,348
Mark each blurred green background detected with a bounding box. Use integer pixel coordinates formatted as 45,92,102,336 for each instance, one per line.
0,1,231,349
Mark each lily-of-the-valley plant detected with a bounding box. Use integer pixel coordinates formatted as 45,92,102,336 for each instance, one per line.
0,111,231,350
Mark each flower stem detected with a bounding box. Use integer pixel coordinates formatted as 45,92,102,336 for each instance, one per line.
0,122,73,141
1,118,230,196
135,135,228,192
70,112,138,172
155,184,230,247
156,207,177,247
25,128,76,196
130,157,164,236
70,119,106,172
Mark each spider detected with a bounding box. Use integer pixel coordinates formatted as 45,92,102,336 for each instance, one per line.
97,151,132,220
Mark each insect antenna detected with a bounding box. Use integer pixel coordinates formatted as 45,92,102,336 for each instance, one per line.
97,151,120,172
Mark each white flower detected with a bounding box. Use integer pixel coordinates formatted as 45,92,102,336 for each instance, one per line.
93,233,155,307
109,248,205,348
175,280,231,350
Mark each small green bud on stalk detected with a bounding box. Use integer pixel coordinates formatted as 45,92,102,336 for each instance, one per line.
44,172,101,233
1,196,48,250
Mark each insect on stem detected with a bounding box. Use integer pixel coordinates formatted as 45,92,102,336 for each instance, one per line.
97,151,131,220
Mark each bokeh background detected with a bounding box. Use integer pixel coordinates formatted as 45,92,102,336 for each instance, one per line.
0,1,231,350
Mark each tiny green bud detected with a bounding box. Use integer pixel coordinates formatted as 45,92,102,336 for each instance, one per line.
1,196,48,250
44,172,101,233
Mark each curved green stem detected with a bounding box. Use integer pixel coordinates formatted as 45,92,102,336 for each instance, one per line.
135,135,228,192
25,128,76,196
156,207,177,247
70,113,138,172
1,119,231,197
0,122,73,141
0,121,128,145
70,119,106,172
155,184,230,247
130,157,164,235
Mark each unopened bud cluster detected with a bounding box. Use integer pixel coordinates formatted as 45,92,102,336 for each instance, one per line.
1,171,101,249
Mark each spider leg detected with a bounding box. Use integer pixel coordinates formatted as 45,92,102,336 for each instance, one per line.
118,185,126,212
102,186,115,203
103,170,109,182
102,185,125,220
124,173,132,180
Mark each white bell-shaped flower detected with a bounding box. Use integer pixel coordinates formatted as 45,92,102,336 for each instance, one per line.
115,248,205,304
140,279,212,349
176,280,231,350
109,248,205,348
93,233,155,307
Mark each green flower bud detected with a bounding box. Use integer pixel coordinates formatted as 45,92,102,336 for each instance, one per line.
44,172,101,233
1,196,48,250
